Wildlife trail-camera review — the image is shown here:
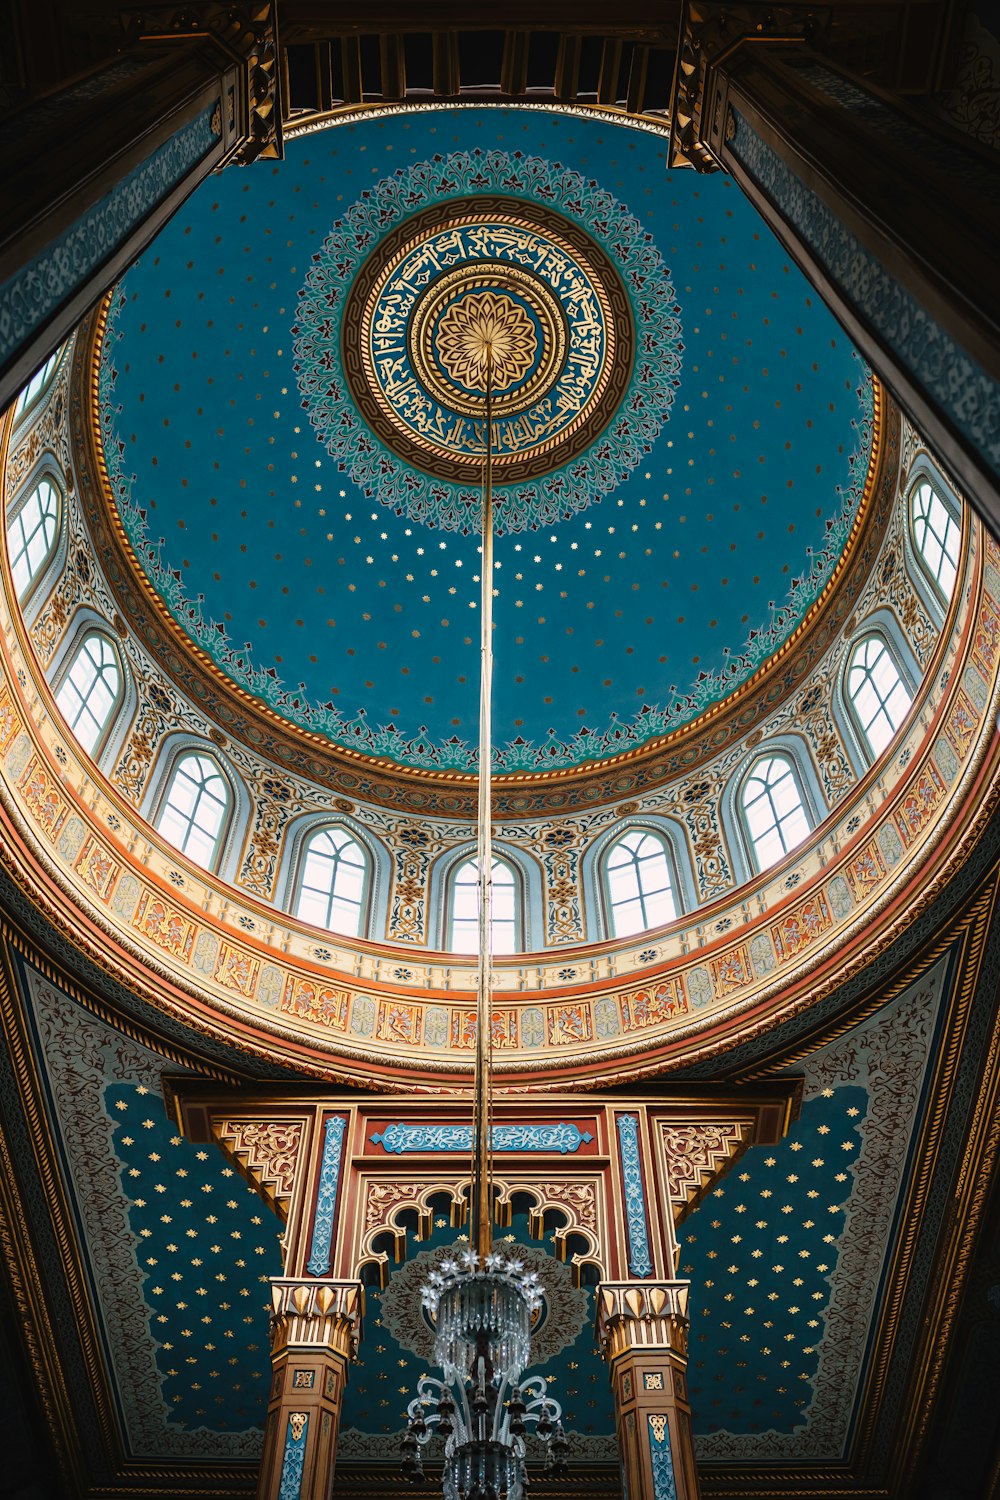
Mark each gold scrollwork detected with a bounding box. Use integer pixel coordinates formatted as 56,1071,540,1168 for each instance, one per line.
648,1413,668,1444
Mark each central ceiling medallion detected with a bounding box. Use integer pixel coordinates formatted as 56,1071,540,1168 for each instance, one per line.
342,204,624,489
294,150,683,534
431,283,541,398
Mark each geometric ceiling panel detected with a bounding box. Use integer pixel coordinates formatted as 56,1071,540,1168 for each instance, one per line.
106,1082,283,1434
20,959,281,1461
684,1083,869,1437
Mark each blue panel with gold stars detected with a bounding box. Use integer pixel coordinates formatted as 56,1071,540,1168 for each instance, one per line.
681,1086,868,1436
99,106,875,773
106,1083,283,1432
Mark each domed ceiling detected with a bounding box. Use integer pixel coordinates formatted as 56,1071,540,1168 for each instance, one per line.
98,106,874,775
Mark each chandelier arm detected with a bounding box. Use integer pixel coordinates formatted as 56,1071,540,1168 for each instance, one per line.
472,348,495,1264
492,1370,516,1441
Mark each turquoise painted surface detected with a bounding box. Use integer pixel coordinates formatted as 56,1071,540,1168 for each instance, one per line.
101,106,873,771
107,1082,283,1432
682,1086,868,1436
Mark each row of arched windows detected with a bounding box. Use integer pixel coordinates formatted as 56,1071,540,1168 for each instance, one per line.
10,652,911,950
3,353,964,948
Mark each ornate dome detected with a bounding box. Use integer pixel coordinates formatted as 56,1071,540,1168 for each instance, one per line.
95,108,873,775
1,106,996,1088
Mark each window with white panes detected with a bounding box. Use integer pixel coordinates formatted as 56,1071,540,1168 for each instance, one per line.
603,829,678,937
847,636,912,757
910,478,960,600
7,478,60,598
740,754,812,872
295,827,370,936
156,751,230,870
54,632,122,754
447,856,519,954
13,350,61,419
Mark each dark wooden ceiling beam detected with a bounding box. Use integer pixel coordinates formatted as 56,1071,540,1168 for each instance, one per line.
279,1,679,43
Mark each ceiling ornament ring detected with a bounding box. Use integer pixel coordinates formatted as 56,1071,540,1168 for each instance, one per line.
295,155,680,534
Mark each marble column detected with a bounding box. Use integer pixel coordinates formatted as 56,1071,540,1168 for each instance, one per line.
257,1278,363,1500
595,1280,701,1500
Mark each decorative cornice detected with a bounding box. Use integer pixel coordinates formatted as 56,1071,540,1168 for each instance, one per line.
126,0,283,166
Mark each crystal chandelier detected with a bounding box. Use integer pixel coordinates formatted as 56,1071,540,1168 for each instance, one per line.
400,345,570,1499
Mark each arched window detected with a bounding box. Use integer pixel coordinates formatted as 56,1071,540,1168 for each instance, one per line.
910,478,960,600
54,632,122,755
295,827,370,937
447,856,519,955
846,635,912,757
7,478,60,598
156,750,230,869
13,350,61,419
603,829,678,937
740,753,812,872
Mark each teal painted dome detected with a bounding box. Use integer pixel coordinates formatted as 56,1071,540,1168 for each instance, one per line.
99,107,874,774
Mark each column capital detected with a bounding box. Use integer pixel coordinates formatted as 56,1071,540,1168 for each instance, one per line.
269,1277,363,1361
595,1279,690,1359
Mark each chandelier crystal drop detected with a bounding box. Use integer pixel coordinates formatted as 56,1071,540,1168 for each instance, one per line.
400,344,570,1499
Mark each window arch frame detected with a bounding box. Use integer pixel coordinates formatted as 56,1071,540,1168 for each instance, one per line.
906,466,962,610
595,823,686,941
437,844,531,956
842,626,916,762
147,741,240,876
52,626,125,759
12,347,64,426
278,813,390,943
6,467,63,605
728,743,818,879
291,823,374,939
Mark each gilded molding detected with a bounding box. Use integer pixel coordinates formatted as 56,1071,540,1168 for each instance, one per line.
269,1278,363,1360
595,1280,691,1360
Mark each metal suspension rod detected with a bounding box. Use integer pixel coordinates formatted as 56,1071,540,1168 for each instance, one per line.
472,348,494,1262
